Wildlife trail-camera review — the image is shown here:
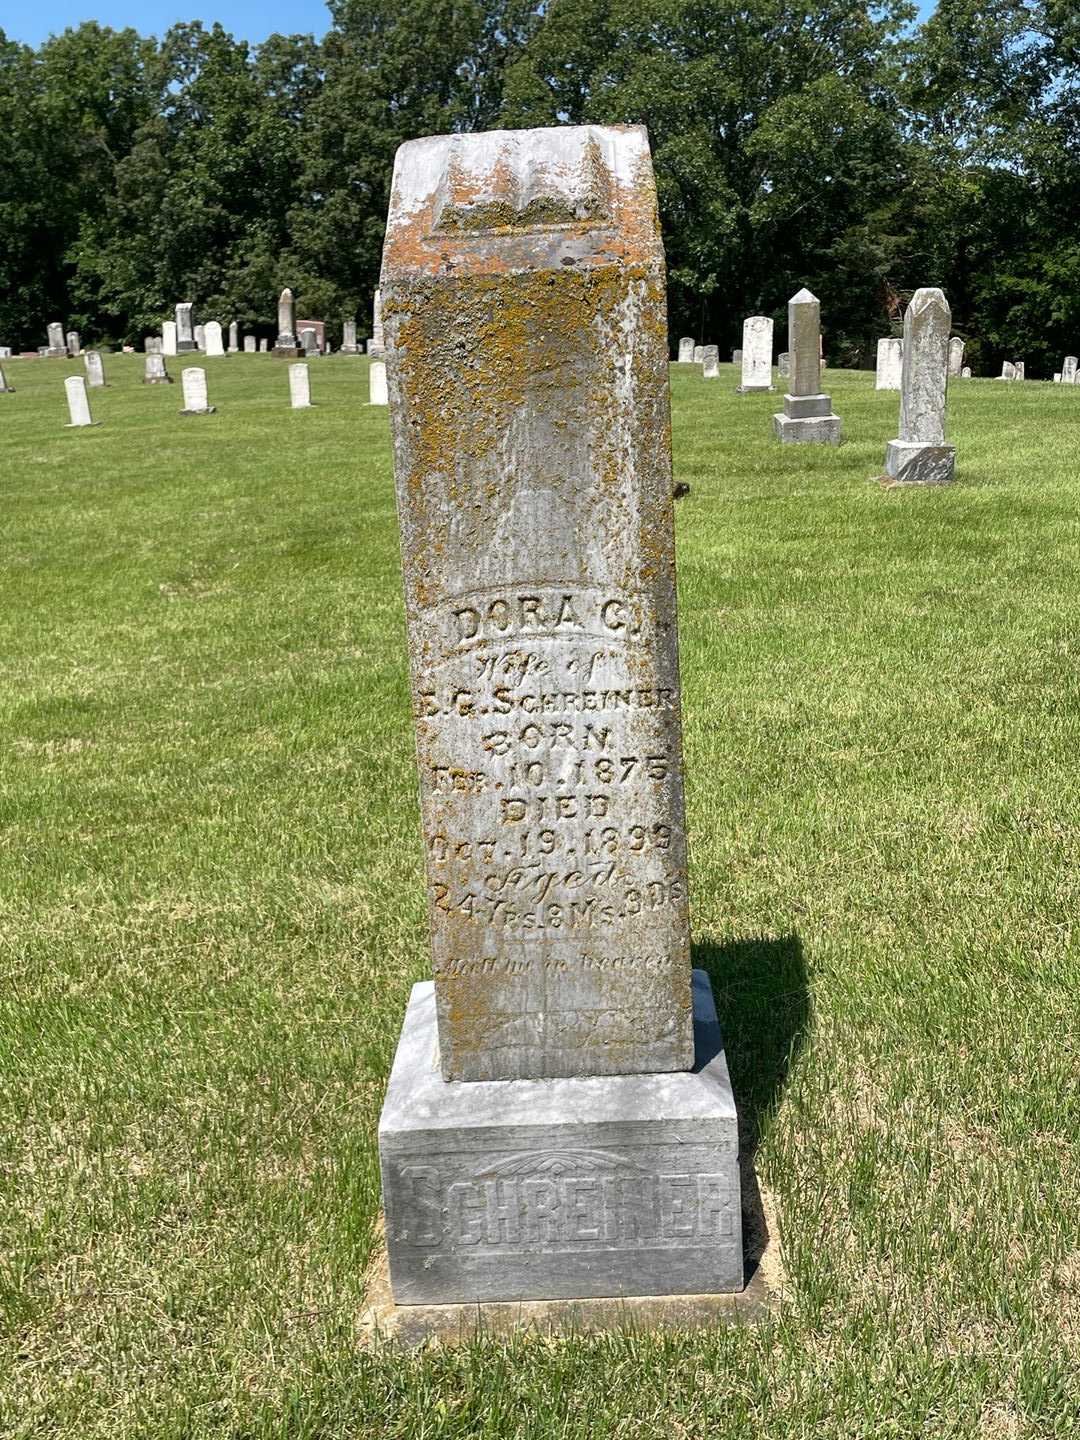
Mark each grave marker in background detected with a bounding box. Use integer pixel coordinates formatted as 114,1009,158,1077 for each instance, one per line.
702,344,720,377
274,289,299,357
143,353,172,384
341,319,359,355
46,323,67,357
883,287,955,485
368,358,387,404
948,337,965,376
244,336,257,353
737,317,773,392
678,336,694,362
163,321,178,355
176,304,197,353
876,338,903,390
773,289,841,445
64,375,96,427
205,321,226,357
288,363,312,408
180,366,215,415
83,351,106,387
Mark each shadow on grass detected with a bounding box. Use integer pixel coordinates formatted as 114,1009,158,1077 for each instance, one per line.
692,934,810,1286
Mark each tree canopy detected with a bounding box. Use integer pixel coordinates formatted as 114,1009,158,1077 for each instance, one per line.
1,0,1076,372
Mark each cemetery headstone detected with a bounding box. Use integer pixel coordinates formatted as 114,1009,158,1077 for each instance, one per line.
999,361,1016,381
875,338,903,390
369,357,388,405
64,375,97,427
369,289,385,355
180,366,215,415
228,321,239,353
962,367,972,379
66,331,81,357
259,339,268,353
299,327,318,357
1015,361,1025,381
274,288,299,357
678,336,694,363
288,362,312,408
378,122,740,1312
731,348,742,364
163,321,178,356
702,344,720,378
143,352,173,384
244,336,257,353
205,321,226,357
948,337,965,376
297,319,326,353
83,350,106,387
1062,356,1077,384
194,324,207,352
778,351,791,378
773,288,841,445
145,337,162,355
176,304,198,353
0,347,11,359
46,322,67,358
341,318,359,355
882,287,954,485
737,317,773,392
0,363,14,392
692,344,704,364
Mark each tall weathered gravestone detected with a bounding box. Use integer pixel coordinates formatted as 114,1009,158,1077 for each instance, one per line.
948,337,965,376
46,323,67,358
228,321,239,353
736,317,773,393
176,304,197,354
64,375,97,427
274,289,299,357
194,324,207,352
692,344,704,365
883,288,955,485
378,123,741,1310
876,338,902,390
163,321,178,356
773,289,841,445
259,338,268,353
999,361,1017,381
66,331,81,357
83,351,106,387
677,336,694,363
288,362,312,408
180,367,215,415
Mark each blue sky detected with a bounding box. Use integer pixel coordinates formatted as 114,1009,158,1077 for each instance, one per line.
6,0,938,50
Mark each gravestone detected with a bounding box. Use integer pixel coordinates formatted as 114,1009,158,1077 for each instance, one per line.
194,324,207,352
341,318,359,355
1015,361,1025,381
948,337,965,376
876,338,903,390
274,288,299,357
737,318,772,392
145,337,162,355
228,321,239,353
677,337,694,363
999,361,1016,381
0,363,14,392
1063,356,1077,384
259,339,268,353
773,289,841,445
778,352,790,378
0,347,11,358
288,362,312,408
64,375,97,427
378,123,741,1311
143,353,172,384
369,289,385,355
83,350,106,387
299,327,318,357
244,336,257,353
176,304,197,353
46,323,67,358
163,321,178,356
297,319,326,353
702,344,720,378
692,345,704,364
180,366,215,415
369,357,388,405
66,331,81,357
962,367,972,378
883,287,954,485
731,348,742,365
205,321,226,357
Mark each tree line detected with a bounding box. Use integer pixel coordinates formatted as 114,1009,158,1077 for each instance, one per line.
2,0,1078,374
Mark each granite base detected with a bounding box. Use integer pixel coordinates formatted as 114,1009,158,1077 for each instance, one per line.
773,412,842,445
884,439,956,485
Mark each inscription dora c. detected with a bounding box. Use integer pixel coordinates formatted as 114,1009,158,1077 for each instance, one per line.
446,591,648,648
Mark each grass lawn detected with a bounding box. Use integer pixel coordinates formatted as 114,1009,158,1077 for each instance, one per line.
2,351,1079,1438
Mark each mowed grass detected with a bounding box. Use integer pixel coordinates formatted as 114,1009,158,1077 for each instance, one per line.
1,351,1079,1438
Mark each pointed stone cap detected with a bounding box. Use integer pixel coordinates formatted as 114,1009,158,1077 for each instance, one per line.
909,287,948,315
790,288,818,305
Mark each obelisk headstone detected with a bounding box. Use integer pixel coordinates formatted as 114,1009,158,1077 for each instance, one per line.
948,337,964,376
244,336,256,353
288,362,312,408
378,122,740,1313
180,366,215,415
702,344,720,378
228,320,239,353
1062,356,1077,384
64,375,97,427
882,287,955,485
204,321,225,357
368,358,388,405
46,323,67,358
773,289,841,444
83,350,106,387
678,336,694,363
736,316,773,392
176,304,197,353
876,338,903,390
341,318,359,355
163,321,178,355
274,288,299,357
143,353,172,384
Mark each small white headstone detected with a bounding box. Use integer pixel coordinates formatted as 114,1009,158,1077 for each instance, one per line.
204,321,225,357
701,344,719,378
692,344,704,364
738,316,773,392
369,358,388,405
244,336,256,353
288,363,312,408
144,353,172,384
875,338,903,390
1062,355,1077,384
162,321,177,355
180,367,215,414
66,330,81,357
83,350,106,387
0,363,14,392
678,336,694,363
259,339,268,353
194,325,206,352
65,375,96,427
962,367,972,379
228,320,239,353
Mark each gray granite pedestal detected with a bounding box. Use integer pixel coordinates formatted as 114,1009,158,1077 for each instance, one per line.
773,392,842,445
379,969,742,1307
884,439,956,485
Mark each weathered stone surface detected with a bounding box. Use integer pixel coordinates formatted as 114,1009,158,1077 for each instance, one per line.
736,317,773,392
64,375,96,427
341,318,359,355
382,124,693,1084
228,320,239,353
46,322,67,358
999,361,1016,381
883,287,954,484
288,362,312,407
176,303,197,354
1063,355,1077,384
163,321,178,356
180,366,215,414
369,358,388,405
145,337,162,355
143,353,172,384
0,363,14,392
777,352,790,377
948,336,965,376
274,288,299,357
83,350,106,387
259,338,268,352
961,367,972,378
692,344,704,364
701,344,719,378
875,338,902,390
731,348,742,364
1054,372,1062,383
205,320,225,357
66,330,80,356
194,324,207,352
244,336,257,353
379,970,741,1304
677,336,694,363
773,289,841,445
297,319,325,353
371,288,385,354
1015,361,1025,380
299,327,318,356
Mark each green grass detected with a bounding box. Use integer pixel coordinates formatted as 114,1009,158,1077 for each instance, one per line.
2,352,1079,1438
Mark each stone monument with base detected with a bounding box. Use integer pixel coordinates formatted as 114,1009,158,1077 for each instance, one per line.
772,289,841,445
175,303,198,354
377,123,742,1318
45,322,67,358
273,288,300,358
882,287,955,485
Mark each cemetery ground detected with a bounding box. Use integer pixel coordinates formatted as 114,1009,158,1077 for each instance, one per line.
2,352,1079,1438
